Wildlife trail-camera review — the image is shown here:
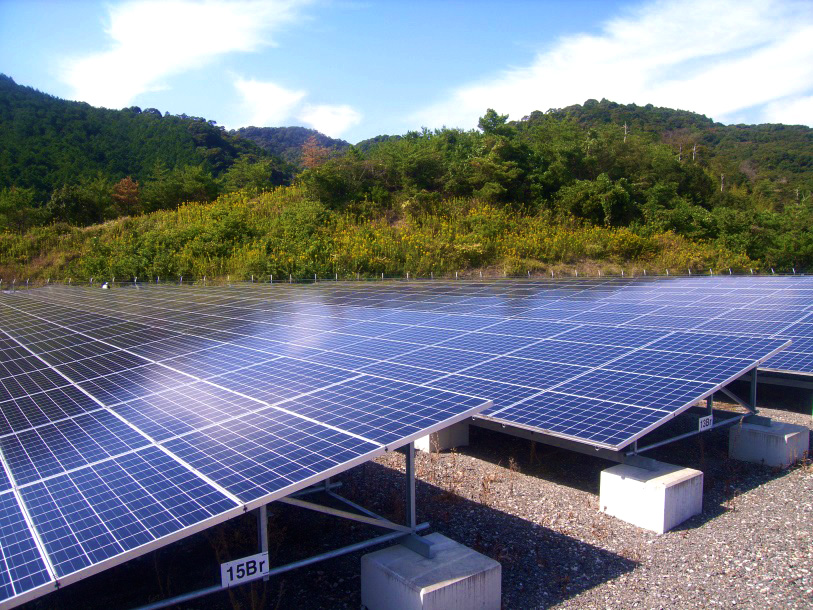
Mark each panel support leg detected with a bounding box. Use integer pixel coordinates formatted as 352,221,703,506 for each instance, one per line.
750,368,758,413
743,368,772,426
399,442,435,558
258,504,268,581
405,443,416,531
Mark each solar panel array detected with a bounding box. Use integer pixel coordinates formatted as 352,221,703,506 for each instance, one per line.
0,275,803,605
6,279,794,449
0,290,490,606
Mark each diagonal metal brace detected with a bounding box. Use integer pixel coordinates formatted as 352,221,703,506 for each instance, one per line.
398,533,436,559
277,497,413,533
719,387,757,414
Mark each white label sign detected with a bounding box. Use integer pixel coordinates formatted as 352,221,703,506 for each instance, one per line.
698,414,713,432
221,552,269,588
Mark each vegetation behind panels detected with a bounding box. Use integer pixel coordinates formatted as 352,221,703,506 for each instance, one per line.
1,74,811,281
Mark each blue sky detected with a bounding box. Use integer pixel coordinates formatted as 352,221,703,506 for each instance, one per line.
1,0,811,143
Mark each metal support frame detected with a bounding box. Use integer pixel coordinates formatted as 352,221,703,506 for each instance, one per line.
136,443,433,610
276,497,413,533
719,368,773,427
626,411,744,455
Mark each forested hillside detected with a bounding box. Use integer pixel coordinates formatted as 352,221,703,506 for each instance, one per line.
1,75,812,279
232,126,349,166
546,99,813,196
0,74,292,227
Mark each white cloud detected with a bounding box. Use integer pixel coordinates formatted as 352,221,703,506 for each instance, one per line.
413,0,813,129
234,77,306,126
299,104,362,138
61,0,310,109
762,95,813,125
232,76,362,138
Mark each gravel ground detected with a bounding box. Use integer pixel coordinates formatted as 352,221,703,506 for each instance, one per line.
26,399,811,610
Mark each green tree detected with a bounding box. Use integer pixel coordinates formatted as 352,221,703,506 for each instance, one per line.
478,109,515,137
0,187,44,232
45,174,111,225
222,156,281,195
556,174,634,226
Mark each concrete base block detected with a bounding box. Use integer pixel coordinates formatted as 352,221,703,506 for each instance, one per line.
361,532,501,610
600,462,703,534
414,421,469,452
729,420,810,468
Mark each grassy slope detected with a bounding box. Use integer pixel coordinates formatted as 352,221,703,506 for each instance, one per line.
0,186,753,282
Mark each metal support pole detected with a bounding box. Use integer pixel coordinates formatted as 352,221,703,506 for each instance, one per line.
706,394,713,416
258,504,268,581
398,443,435,559
405,442,416,530
742,368,773,425
399,442,434,558
750,368,758,410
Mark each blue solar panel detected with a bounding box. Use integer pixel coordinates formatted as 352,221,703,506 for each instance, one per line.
212,358,351,404
0,467,9,494
552,325,667,347
0,385,99,435
428,375,540,412
629,314,707,330
605,350,757,383
482,319,573,338
0,368,71,402
464,357,590,389
336,338,417,359
0,411,149,486
695,318,791,335
0,275,805,605
272,375,488,446
439,332,538,354
492,391,667,447
380,326,460,345
510,340,630,368
357,361,445,385
0,491,51,597
779,322,813,338
645,333,789,359
421,314,499,331
0,287,491,605
550,369,715,411
161,409,379,502
111,383,258,441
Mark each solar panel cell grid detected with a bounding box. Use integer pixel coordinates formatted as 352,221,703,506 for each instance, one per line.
0,491,50,595
464,357,591,389
390,346,494,372
551,369,716,411
494,391,667,446
161,411,377,502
